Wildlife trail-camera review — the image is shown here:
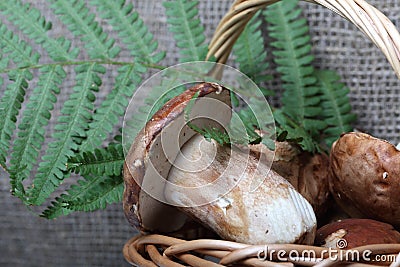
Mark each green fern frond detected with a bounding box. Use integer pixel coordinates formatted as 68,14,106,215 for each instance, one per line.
0,70,30,174
233,12,272,95
91,0,165,64
0,23,38,169
316,69,357,147
66,175,123,213
67,144,124,176
264,0,324,132
9,65,66,197
41,174,123,219
27,63,106,205
163,0,207,62
0,24,40,68
228,105,264,145
49,0,120,59
273,109,321,152
79,64,145,151
68,176,124,214
0,0,79,61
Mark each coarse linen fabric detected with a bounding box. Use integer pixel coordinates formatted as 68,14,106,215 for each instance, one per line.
0,0,399,266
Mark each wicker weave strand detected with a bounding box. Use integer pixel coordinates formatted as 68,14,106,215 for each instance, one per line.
206,0,400,78
124,234,400,267
124,0,400,266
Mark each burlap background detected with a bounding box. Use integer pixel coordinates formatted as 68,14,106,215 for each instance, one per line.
0,0,399,266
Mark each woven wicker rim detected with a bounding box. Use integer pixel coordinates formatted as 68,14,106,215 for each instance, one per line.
206,0,400,78
124,0,400,266
124,234,400,267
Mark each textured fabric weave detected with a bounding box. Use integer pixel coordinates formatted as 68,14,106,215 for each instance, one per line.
0,0,399,266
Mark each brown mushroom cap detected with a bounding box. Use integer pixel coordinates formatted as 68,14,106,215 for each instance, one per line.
315,218,400,249
330,132,400,228
123,82,232,233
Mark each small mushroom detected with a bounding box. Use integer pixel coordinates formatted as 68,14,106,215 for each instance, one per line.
315,218,400,249
330,132,400,228
123,82,317,244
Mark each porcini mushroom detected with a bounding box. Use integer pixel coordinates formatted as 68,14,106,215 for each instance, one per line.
330,132,400,228
123,82,231,233
123,82,317,244
165,134,317,244
315,218,400,249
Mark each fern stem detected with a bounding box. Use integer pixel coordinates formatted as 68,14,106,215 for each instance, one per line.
0,61,166,74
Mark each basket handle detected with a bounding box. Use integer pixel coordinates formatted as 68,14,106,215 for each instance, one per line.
206,0,400,79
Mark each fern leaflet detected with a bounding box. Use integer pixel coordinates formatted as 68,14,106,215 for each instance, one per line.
28,63,106,205
41,174,123,219
273,109,321,152
91,0,165,64
264,0,323,125
233,12,272,95
264,0,326,152
0,24,40,68
66,175,123,212
0,0,79,61
49,0,120,60
0,70,30,176
163,0,207,62
67,144,124,177
79,0,164,151
0,23,39,170
316,69,357,147
79,64,144,151
10,65,66,198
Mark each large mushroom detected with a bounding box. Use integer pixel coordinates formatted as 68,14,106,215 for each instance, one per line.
123,82,317,244
330,132,400,228
123,82,230,234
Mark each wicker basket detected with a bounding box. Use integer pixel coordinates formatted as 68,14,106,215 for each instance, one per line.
123,0,400,266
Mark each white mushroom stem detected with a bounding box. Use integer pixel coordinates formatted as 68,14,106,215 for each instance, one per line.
164,134,317,245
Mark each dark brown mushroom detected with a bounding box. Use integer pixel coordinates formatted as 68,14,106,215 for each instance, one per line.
330,132,400,228
315,218,400,249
